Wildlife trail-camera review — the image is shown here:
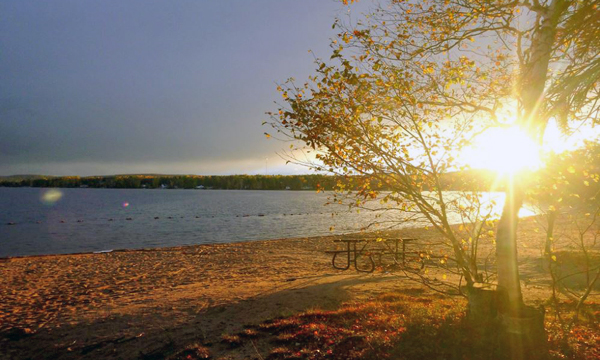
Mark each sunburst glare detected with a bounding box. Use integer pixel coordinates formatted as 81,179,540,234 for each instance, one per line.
459,127,542,174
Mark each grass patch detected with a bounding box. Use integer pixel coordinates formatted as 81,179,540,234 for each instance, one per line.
168,343,211,360
253,292,472,359
226,291,600,359
220,334,242,348
545,300,600,360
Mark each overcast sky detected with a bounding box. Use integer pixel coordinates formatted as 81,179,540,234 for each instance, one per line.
0,0,373,176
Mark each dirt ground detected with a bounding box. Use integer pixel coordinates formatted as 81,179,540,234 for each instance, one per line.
0,217,595,359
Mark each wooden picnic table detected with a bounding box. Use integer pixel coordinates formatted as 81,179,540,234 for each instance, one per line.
325,237,421,273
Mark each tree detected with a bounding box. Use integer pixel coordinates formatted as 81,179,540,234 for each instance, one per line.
530,141,600,318
268,0,599,356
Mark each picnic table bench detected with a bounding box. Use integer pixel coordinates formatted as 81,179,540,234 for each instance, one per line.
325,237,424,273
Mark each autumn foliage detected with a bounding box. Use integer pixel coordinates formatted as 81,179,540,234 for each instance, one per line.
268,0,600,314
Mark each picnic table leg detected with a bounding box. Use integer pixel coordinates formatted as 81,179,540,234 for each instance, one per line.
352,242,357,270
342,242,354,270
353,242,375,273
402,240,406,267
331,252,351,270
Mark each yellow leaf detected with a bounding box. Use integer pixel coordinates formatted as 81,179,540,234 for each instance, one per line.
551,255,557,262
567,166,576,174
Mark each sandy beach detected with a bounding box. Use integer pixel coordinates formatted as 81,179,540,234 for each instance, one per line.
0,217,591,359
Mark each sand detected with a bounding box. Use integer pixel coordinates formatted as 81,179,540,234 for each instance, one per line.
0,217,594,359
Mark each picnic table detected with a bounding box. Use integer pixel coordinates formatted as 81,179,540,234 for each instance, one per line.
325,237,423,273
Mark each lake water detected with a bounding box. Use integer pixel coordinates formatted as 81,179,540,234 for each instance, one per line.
0,188,534,257
0,188,384,257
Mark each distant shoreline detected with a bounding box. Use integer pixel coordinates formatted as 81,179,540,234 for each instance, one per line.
0,186,317,191
0,170,500,192
0,184,318,192
0,174,335,191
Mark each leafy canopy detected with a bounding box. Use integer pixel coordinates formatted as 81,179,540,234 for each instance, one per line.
267,0,600,289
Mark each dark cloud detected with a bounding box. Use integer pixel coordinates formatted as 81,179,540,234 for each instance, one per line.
0,0,369,176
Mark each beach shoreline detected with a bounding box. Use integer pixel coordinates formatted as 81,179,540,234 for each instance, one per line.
0,217,585,359
0,224,439,359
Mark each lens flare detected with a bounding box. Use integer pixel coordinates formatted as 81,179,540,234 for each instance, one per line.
460,126,541,174
41,189,63,205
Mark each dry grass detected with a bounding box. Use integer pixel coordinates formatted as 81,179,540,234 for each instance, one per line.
228,292,599,360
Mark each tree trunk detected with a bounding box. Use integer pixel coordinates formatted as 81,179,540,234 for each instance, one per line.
498,0,565,310
495,0,566,315
492,2,569,358
496,176,525,316
466,283,498,323
498,305,548,360
544,209,556,257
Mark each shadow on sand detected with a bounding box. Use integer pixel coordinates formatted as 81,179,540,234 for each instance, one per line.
1,274,400,360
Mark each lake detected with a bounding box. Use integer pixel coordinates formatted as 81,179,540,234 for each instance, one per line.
0,188,384,257
0,187,533,257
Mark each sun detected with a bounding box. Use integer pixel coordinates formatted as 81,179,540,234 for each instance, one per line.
459,126,542,174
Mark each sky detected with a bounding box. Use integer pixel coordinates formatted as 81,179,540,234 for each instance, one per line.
0,0,374,176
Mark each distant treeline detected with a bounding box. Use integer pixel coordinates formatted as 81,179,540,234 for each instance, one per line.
0,172,499,191
0,174,338,190
4,144,599,192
